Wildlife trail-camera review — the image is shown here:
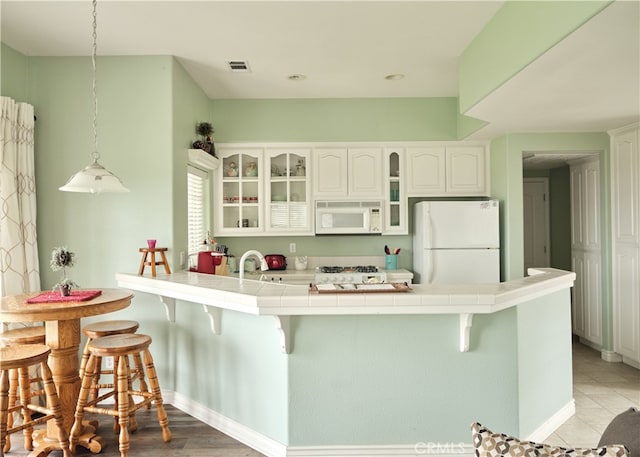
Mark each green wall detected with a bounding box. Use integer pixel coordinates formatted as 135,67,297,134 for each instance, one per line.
517,289,573,435
1,43,29,101
459,0,612,113
211,97,459,143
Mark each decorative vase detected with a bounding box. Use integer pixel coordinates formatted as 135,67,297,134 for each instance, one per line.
60,284,71,297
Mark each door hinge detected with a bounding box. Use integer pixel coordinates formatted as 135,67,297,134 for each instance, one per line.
543,193,547,201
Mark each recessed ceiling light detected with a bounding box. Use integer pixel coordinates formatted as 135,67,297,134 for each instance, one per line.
384,74,405,81
287,74,307,81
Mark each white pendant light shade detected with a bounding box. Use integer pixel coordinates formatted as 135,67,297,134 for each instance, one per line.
59,160,129,193
60,0,129,194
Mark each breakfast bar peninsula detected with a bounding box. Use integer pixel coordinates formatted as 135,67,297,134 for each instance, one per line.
116,268,575,457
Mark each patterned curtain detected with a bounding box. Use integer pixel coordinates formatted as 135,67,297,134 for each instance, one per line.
0,96,40,297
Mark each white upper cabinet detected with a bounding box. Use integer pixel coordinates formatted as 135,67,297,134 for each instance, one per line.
611,128,639,244
215,147,264,236
406,147,446,196
313,147,383,198
312,148,348,197
265,148,313,235
348,148,384,197
383,148,407,234
446,146,487,195
406,144,489,197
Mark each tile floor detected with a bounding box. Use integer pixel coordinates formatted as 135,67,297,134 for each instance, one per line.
546,342,640,448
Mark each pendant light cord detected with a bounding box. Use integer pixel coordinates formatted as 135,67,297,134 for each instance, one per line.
91,0,100,164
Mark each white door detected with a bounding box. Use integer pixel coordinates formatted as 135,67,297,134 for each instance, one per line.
523,178,550,274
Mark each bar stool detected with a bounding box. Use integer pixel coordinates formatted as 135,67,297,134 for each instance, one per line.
0,325,46,452
79,320,146,405
0,344,71,457
71,333,171,457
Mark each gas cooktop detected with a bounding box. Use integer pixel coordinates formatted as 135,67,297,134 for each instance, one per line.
316,265,379,274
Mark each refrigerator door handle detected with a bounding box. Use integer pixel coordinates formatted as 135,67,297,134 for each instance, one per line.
426,209,434,283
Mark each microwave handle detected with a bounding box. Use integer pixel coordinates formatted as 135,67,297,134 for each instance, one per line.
363,210,370,230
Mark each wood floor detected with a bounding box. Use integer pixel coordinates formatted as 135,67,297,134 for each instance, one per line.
4,405,265,457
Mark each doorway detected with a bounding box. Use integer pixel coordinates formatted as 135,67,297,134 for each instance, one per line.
523,178,550,274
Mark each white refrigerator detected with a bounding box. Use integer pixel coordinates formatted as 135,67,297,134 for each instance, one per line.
413,200,500,284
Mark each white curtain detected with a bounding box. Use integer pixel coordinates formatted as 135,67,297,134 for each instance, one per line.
0,96,40,297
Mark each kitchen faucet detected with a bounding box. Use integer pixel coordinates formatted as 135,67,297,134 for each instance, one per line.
238,250,269,280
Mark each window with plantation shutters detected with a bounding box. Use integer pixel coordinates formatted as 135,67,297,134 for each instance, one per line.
188,165,209,256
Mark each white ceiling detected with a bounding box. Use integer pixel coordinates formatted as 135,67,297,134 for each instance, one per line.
2,0,639,142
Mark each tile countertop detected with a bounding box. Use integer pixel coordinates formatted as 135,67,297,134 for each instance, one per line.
115,268,574,317
116,268,574,353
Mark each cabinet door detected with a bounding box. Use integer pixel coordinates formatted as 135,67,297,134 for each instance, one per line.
383,148,407,234
611,129,639,244
570,166,584,248
613,246,640,361
446,146,487,195
216,148,263,235
313,148,348,197
406,147,446,196
584,251,603,345
582,160,601,249
571,252,586,338
348,147,383,197
266,148,312,234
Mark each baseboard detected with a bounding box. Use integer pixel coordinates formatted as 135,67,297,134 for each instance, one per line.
169,390,288,457
286,444,474,456
622,356,640,369
168,391,475,457
601,350,623,363
524,399,576,442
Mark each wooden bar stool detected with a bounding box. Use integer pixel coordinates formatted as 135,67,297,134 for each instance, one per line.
71,333,171,457
137,248,171,277
0,344,71,457
0,326,46,453
79,320,147,407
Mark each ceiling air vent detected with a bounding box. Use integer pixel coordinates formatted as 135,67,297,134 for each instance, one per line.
227,60,251,73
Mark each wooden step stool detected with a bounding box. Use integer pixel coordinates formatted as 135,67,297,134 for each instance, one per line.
137,248,171,277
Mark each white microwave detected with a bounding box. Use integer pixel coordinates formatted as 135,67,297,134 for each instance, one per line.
315,200,382,235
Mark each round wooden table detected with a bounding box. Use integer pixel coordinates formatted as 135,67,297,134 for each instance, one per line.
1,288,133,455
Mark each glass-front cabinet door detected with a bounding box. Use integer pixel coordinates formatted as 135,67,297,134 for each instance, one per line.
383,148,407,234
265,148,312,234
215,147,263,235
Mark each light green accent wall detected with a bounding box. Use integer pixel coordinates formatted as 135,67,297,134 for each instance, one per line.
171,58,211,267
517,289,573,436
27,55,176,386
459,1,612,113
1,43,29,102
488,135,510,281
288,310,519,444
174,301,289,443
457,111,489,140
211,97,458,142
490,132,614,350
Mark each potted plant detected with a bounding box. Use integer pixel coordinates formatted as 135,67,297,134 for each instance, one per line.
192,122,215,157
50,246,78,296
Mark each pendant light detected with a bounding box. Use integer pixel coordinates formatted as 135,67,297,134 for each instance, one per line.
60,0,129,193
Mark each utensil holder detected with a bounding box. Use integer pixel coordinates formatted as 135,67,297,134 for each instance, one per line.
385,254,398,270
